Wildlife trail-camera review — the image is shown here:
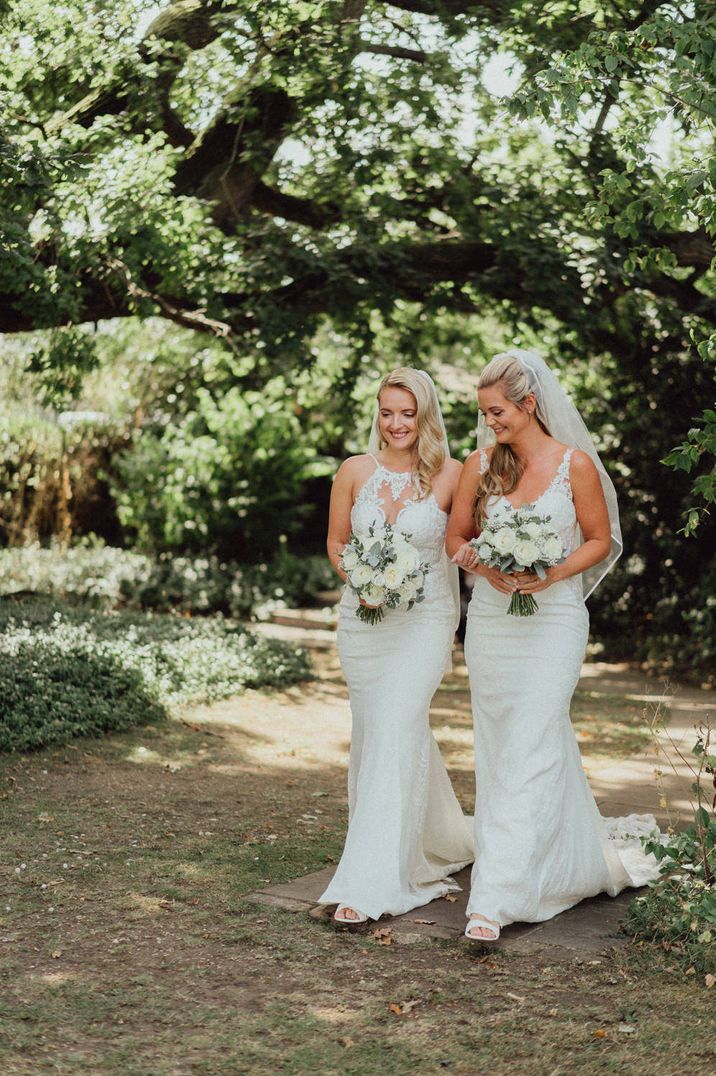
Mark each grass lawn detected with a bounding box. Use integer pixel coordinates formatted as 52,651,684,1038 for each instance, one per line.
1,646,714,1075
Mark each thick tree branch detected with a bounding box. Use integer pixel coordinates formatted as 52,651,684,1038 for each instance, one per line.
50,0,230,136
357,39,429,62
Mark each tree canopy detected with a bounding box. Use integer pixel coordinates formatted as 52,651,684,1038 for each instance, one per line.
1,1,713,350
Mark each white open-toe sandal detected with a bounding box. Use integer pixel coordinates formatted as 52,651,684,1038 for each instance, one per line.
334,904,369,925
464,914,500,943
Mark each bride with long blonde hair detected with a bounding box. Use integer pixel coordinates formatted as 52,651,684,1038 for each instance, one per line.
319,367,472,924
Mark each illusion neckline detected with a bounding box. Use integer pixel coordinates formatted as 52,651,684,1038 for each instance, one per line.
499,447,572,510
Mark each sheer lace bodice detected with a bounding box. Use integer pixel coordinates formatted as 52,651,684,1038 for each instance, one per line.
345,455,451,607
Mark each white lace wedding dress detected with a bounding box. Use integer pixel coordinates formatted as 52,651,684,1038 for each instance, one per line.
319,455,473,919
464,447,660,926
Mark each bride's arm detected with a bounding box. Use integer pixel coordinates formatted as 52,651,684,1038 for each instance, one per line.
326,460,356,581
446,451,517,595
445,452,482,568
516,451,612,594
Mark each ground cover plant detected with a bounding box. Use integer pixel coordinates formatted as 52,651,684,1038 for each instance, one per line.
1,643,714,1075
0,595,311,752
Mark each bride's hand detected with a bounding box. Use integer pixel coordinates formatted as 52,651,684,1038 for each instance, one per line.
451,542,480,572
513,567,560,594
481,565,519,594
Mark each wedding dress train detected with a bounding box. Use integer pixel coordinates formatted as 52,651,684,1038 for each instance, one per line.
464,448,660,927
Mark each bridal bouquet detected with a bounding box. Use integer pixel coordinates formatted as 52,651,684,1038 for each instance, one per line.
470,511,566,617
340,524,430,625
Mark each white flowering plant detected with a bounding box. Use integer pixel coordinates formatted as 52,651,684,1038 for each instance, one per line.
470,510,566,616
340,523,430,625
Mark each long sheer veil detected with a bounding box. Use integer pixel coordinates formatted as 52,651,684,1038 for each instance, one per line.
368,370,461,660
476,349,623,598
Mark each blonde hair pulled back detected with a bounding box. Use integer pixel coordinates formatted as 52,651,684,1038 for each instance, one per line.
475,353,551,528
375,367,446,497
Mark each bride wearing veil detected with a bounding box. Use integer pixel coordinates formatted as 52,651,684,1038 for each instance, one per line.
319,367,472,924
447,349,660,943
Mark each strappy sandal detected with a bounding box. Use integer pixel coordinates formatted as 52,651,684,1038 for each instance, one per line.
464,914,500,943
333,904,369,926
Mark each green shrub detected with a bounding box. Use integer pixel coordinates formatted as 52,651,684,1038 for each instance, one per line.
624,729,716,973
0,542,337,620
112,384,327,561
0,597,312,753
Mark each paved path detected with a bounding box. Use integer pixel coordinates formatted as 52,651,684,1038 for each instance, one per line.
248,615,714,954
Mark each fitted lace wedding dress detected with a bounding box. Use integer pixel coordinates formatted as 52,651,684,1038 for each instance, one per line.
464,447,660,927
319,455,473,919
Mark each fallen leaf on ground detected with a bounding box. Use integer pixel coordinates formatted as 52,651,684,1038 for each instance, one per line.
442,894,458,903
51,950,62,959
592,1029,607,1039
411,918,436,925
339,1037,355,1047
705,974,715,989
388,999,421,1015
506,993,526,1003
618,1024,637,1035
373,927,393,945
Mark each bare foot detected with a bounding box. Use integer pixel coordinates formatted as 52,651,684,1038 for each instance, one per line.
465,913,500,941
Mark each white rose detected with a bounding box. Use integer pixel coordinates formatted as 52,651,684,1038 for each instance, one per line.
363,585,386,606
541,535,563,561
351,563,375,588
513,538,540,566
371,570,386,588
341,548,359,570
479,529,496,546
396,548,419,574
493,528,517,555
399,578,418,601
383,563,406,589
476,542,493,561
522,522,542,539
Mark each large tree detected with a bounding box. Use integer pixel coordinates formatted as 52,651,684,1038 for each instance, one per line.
1,1,713,356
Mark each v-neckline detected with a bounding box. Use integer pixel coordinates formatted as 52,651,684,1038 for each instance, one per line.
501,448,570,510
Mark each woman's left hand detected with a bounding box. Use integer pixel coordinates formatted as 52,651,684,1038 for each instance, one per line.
512,567,561,594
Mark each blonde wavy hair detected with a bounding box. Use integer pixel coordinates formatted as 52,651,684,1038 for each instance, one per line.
374,367,446,497
474,353,551,528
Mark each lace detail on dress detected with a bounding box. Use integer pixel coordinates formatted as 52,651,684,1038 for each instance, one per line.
478,448,489,475
345,457,452,608
551,447,574,499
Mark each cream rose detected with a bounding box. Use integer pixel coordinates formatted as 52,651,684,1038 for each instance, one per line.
522,521,542,539
493,528,517,555
383,563,406,589
476,541,493,561
513,538,540,566
541,535,563,561
351,563,376,587
341,547,359,570
395,547,419,574
363,584,386,606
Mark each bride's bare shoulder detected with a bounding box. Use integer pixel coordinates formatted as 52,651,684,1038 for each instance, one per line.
335,454,376,483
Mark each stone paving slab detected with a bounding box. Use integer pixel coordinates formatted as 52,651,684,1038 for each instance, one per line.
247,865,639,955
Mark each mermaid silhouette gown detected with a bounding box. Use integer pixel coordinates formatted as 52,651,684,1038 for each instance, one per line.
464,447,660,927
319,455,473,919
